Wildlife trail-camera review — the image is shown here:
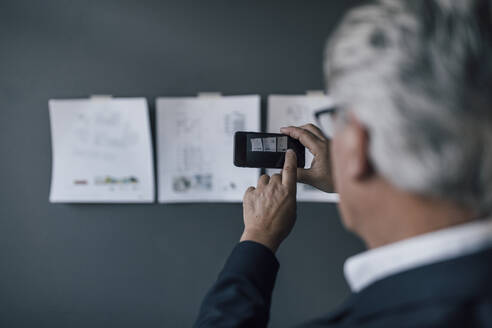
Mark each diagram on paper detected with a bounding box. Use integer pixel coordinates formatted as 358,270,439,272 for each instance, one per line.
267,94,339,202
156,95,260,202
49,98,155,202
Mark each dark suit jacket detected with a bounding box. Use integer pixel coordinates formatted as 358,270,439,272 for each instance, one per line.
194,241,492,327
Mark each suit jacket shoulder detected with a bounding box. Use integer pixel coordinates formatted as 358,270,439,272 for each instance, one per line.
303,247,492,328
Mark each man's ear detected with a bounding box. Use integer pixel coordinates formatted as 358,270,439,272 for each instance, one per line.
342,113,372,180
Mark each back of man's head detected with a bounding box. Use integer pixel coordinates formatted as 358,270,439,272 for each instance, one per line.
325,0,492,215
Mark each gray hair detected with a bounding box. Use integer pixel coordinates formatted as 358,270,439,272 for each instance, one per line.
324,0,492,213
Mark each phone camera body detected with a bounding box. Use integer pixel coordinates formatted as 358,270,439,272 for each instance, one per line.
234,131,305,169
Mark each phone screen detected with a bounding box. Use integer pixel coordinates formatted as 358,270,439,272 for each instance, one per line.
234,132,305,168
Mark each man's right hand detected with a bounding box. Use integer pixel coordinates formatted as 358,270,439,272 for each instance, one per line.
280,124,334,193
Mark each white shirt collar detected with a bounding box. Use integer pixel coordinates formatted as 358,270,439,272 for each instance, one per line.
344,218,492,293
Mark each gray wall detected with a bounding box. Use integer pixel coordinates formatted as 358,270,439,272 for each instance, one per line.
0,0,366,327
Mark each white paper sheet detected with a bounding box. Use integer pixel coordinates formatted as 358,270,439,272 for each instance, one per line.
157,95,261,203
49,97,155,203
267,94,339,202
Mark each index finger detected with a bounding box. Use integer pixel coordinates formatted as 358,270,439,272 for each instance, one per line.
282,149,297,190
280,126,323,156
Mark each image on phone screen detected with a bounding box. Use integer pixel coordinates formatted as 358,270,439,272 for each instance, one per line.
234,132,305,168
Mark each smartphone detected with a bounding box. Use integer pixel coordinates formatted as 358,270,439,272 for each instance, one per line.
234,131,305,168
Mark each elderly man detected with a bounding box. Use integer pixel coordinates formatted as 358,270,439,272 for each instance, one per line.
194,0,492,327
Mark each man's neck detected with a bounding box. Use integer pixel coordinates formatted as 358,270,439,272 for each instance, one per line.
356,183,476,249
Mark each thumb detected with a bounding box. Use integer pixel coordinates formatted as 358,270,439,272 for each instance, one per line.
297,168,312,185
282,149,297,191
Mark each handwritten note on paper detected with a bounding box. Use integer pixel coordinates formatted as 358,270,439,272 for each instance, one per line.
267,94,339,202
48,98,154,203
156,95,260,203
